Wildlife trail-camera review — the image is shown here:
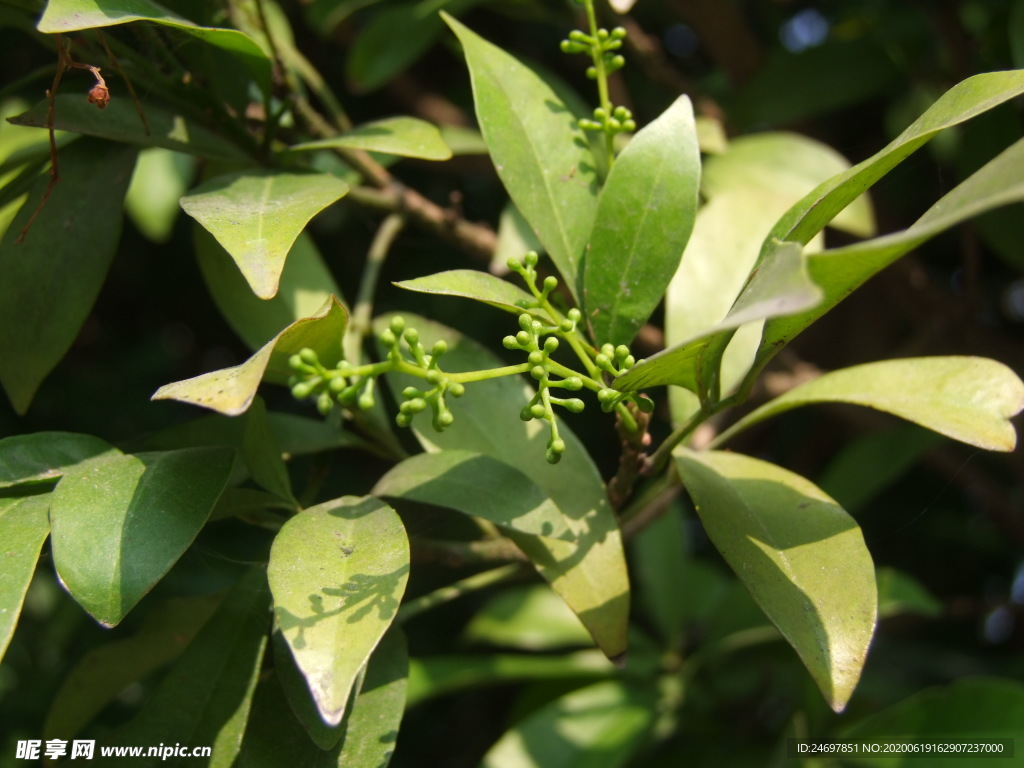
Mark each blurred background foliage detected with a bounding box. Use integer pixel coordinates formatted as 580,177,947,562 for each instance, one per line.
1,0,1023,765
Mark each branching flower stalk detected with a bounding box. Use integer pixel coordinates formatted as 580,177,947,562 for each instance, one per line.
289,252,652,464
562,0,636,169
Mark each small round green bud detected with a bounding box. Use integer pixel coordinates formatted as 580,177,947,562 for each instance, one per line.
435,411,455,429
402,386,423,399
300,348,319,365
317,392,333,415
563,398,585,414
598,388,617,403
531,320,544,335
518,314,533,331
595,353,611,369
559,319,574,333
389,316,405,335
623,355,635,369
432,340,448,357
329,377,346,393
503,335,519,350
597,28,609,40
339,386,359,405
407,398,427,413
601,343,616,357
531,365,547,381
379,329,396,347
543,275,558,292
289,354,305,371
544,337,559,353
524,251,539,268
528,350,545,365
623,119,637,132
403,328,419,345
615,345,630,361
516,330,532,347
520,406,534,421
593,107,607,120
567,308,582,322
449,382,465,397
358,393,374,411
291,381,315,399
568,29,589,42
612,26,627,39
426,369,442,385
564,377,583,390
530,403,546,419
507,255,522,270
560,39,572,53
608,55,625,71
396,413,412,428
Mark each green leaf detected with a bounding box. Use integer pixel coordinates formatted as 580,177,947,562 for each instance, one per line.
152,295,347,415
716,357,1024,452
615,240,820,394
125,148,195,243
672,448,876,712
9,95,252,162
238,627,408,768
376,314,630,661
406,650,612,706
345,2,442,93
628,506,687,647
241,397,295,503
43,594,221,740
0,495,50,664
444,13,598,300
756,135,1024,374
464,584,592,650
700,132,874,238
876,567,942,620
0,431,120,489
494,201,544,273
765,69,1024,251
0,138,136,414
107,568,269,764
268,496,409,727
839,677,1024,767
583,95,700,346
480,680,656,768
290,116,452,160
50,447,234,627
197,226,343,352
181,170,348,299
374,450,570,540
395,269,540,317
38,0,271,93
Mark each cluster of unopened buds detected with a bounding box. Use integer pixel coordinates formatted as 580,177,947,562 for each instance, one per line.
560,24,635,136
289,251,652,463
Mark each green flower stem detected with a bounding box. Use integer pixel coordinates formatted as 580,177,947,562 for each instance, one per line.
447,363,533,384
582,0,615,169
347,213,405,364
398,563,526,623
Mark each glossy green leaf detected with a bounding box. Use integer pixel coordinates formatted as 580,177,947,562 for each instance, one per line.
9,96,251,162
583,95,700,346
50,447,234,627
272,629,347,749
480,680,656,768
106,569,269,763
346,2,440,93
268,496,409,727
395,269,540,317
241,397,295,503
765,69,1024,251
43,594,221,740
0,431,119,489
444,13,598,300
615,240,820,394
717,357,1024,452
38,0,271,93
701,132,874,238
181,170,348,299
0,495,50,664
125,148,195,243
876,567,942,620
290,116,451,160
840,678,1024,767
673,448,876,712
464,584,592,650
756,135,1024,375
197,228,342,353
406,650,612,706
238,627,407,768
376,314,629,661
0,138,136,414
374,450,570,540
152,295,347,415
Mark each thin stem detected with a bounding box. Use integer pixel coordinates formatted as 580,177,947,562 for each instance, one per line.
644,406,710,477
398,564,526,623
448,363,532,384
347,213,405,364
583,0,615,169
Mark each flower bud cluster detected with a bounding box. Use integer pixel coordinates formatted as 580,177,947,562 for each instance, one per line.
560,25,635,136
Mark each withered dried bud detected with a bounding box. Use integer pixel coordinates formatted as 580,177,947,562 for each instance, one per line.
87,84,110,109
